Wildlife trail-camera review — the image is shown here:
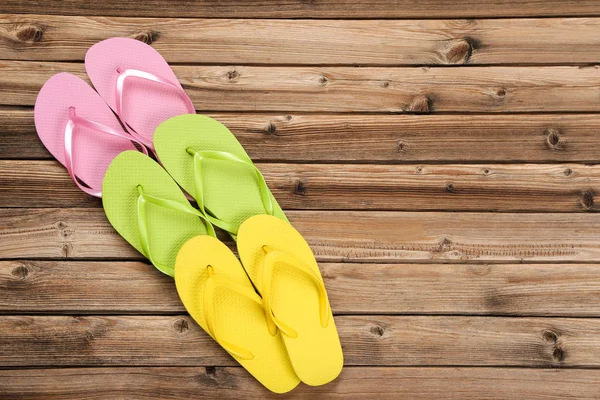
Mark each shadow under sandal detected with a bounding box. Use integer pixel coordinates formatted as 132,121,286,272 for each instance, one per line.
154,114,287,236
175,235,300,394
237,215,344,386
102,150,214,277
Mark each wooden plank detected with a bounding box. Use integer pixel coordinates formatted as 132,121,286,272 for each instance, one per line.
2,208,600,262
1,315,599,367
3,62,600,112
3,108,600,163
4,260,600,316
3,15,600,65
1,367,600,399
2,0,600,18
2,160,600,212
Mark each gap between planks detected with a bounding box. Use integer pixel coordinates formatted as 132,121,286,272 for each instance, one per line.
2,0,600,18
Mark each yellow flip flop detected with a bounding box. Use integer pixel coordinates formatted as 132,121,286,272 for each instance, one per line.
174,235,300,393
236,215,344,386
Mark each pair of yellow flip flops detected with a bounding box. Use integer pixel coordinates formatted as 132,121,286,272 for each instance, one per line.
176,215,343,393
102,115,343,393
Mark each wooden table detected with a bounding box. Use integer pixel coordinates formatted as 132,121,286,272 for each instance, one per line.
2,1,600,398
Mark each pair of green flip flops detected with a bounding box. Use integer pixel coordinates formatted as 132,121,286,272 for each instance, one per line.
102,114,287,277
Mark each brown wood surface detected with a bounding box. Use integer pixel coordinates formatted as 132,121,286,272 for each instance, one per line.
2,160,600,211
3,1,600,397
3,15,600,65
1,315,598,367
4,260,600,316
3,108,600,163
2,0,600,18
3,62,600,112
5,108,600,163
1,367,599,399
2,208,600,262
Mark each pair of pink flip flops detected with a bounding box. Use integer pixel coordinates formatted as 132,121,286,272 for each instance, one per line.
34,38,195,197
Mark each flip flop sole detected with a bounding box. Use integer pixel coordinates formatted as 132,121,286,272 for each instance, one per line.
237,215,343,386
175,235,300,393
102,151,210,276
34,72,138,194
154,114,287,234
85,37,193,146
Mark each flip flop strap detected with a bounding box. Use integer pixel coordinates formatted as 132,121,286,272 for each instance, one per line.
136,185,215,274
64,107,148,197
203,266,262,360
115,68,195,149
259,246,330,338
187,148,275,234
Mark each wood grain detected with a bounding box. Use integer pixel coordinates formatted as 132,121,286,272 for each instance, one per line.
3,208,600,262
4,260,600,316
3,62,600,112
2,367,600,399
3,108,600,163
2,0,600,18
1,315,599,367
3,15,600,65
2,160,600,212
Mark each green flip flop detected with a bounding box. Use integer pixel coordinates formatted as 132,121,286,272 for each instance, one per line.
154,114,286,236
102,150,215,277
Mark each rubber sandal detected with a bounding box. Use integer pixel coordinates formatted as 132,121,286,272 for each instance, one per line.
34,73,147,197
102,151,214,277
175,235,300,393
237,214,343,386
85,37,195,152
154,114,286,236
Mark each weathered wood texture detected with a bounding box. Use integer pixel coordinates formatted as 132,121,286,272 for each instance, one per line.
2,367,600,399
3,15,600,65
2,0,600,18
2,160,600,212
3,62,600,112
4,109,600,163
4,260,600,316
2,208,600,262
0,315,597,366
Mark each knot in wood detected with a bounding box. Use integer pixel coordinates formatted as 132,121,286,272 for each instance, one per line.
581,191,595,210
408,95,431,113
542,329,558,343
545,128,562,150
132,30,160,45
226,70,239,81
441,38,472,64
294,181,307,196
370,325,385,337
264,121,277,135
173,318,189,333
13,23,44,44
11,265,29,279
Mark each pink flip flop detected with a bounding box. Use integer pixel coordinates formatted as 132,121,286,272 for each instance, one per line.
85,38,195,151
34,73,147,197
